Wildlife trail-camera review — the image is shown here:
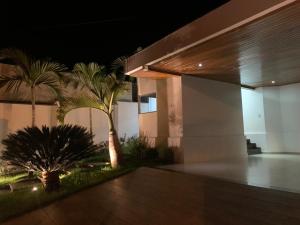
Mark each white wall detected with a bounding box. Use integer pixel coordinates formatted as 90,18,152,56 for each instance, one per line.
263,87,285,152
0,103,55,133
0,103,56,151
138,112,157,147
181,76,247,163
137,77,158,146
115,102,139,139
242,83,300,153
241,88,267,150
280,84,300,153
62,101,139,143
0,101,139,148
65,108,108,143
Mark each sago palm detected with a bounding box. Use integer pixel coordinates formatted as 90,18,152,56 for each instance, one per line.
57,62,127,168
0,48,67,126
1,125,97,192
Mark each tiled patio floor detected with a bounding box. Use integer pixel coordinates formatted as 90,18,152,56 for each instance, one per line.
162,154,300,193
2,167,300,225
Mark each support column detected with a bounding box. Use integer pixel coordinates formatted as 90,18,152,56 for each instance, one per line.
156,79,169,147
181,76,247,163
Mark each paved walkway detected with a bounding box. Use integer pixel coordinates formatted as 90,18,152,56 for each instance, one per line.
162,154,300,193
2,167,300,225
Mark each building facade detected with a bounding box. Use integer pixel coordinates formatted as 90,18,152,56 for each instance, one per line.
125,0,300,163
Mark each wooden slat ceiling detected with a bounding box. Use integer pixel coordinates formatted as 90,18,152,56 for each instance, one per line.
150,2,300,88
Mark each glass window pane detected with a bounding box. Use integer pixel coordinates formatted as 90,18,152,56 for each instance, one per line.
139,93,157,113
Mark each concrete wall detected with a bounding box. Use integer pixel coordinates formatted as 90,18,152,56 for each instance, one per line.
0,101,138,149
138,76,247,163
181,76,247,163
138,112,157,147
0,103,56,133
0,103,56,150
137,78,156,96
156,79,169,147
138,77,178,149
137,78,158,146
115,102,139,139
263,87,285,152
65,108,108,143
167,77,183,162
57,101,139,144
242,83,300,153
280,84,300,153
137,76,300,161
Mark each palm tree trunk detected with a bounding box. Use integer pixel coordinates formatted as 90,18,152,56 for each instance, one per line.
107,113,122,168
28,86,36,177
31,86,36,127
40,171,60,192
89,108,93,136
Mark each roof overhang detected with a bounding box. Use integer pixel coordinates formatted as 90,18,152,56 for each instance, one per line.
125,0,299,88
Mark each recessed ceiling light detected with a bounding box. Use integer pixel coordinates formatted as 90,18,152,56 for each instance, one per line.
271,80,276,84
198,63,203,67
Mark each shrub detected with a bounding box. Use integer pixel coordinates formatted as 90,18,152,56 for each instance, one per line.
80,141,110,164
122,136,158,161
159,147,174,164
122,136,147,160
145,148,159,161
1,125,98,192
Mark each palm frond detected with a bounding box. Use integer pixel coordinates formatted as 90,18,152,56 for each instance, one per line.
57,95,105,123
1,125,97,172
0,49,67,102
104,74,129,104
59,72,80,89
111,56,126,73
73,62,104,88
0,48,31,74
111,56,136,83
0,73,24,93
67,62,129,116
30,60,67,84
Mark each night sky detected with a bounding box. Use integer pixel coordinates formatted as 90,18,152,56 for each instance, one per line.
0,1,228,67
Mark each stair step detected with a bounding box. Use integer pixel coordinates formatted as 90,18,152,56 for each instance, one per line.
246,138,262,155
247,143,257,148
247,147,262,155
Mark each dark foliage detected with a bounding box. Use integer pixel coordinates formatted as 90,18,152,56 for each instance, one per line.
1,125,98,173
122,136,158,161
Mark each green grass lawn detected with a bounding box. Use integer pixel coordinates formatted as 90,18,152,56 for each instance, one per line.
0,173,27,186
0,164,137,222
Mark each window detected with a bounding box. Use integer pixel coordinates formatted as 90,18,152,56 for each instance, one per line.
139,93,157,113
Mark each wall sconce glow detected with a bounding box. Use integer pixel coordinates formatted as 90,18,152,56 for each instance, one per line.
271,80,276,84
32,186,38,192
198,63,203,67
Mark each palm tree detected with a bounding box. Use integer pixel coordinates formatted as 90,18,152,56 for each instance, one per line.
89,108,93,136
0,48,67,126
57,62,127,168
